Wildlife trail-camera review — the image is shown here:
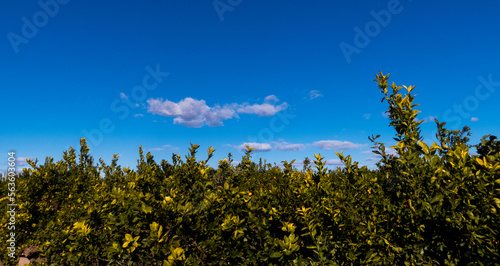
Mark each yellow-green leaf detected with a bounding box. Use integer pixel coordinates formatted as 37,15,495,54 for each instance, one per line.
430,142,442,151
418,141,429,154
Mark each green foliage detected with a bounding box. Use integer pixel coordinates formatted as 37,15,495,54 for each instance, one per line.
1,72,498,265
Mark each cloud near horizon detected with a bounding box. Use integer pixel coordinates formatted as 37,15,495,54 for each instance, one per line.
422,115,438,123
147,95,287,127
237,142,272,152
15,157,31,167
234,140,363,153
313,140,364,150
325,159,343,165
147,144,178,152
273,141,306,151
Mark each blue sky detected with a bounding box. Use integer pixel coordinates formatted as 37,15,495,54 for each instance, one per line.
1,0,500,173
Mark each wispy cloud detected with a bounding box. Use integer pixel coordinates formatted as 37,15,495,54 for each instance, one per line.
15,157,31,167
325,159,343,165
120,92,128,99
381,111,389,118
148,144,178,152
364,113,371,120
264,95,279,103
292,160,305,166
386,148,397,156
233,139,363,152
134,114,144,118
313,140,364,150
147,95,287,127
273,141,306,151
237,142,272,152
308,90,323,100
471,117,479,122
422,115,438,123
236,95,287,116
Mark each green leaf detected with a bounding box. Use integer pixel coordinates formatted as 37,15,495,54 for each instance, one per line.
430,142,442,151
493,198,500,209
431,194,444,204
418,141,429,154
270,252,282,258
141,203,152,213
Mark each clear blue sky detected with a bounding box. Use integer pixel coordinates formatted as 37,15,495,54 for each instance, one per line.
1,0,499,173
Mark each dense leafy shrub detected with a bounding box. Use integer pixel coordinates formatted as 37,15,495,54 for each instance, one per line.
1,72,499,265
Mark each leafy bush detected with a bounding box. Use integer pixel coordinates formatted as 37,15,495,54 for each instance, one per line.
1,72,498,265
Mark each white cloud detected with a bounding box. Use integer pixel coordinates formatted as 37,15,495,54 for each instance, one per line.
120,92,128,99
381,111,389,118
147,96,287,127
422,115,438,123
15,157,31,167
229,139,364,152
236,102,287,116
364,113,371,120
313,140,364,150
325,159,343,165
292,160,305,165
471,117,479,122
273,141,305,151
264,95,279,103
238,142,272,152
148,144,178,152
308,90,323,100
385,147,397,156
147,97,236,127
134,114,144,118
163,145,179,151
